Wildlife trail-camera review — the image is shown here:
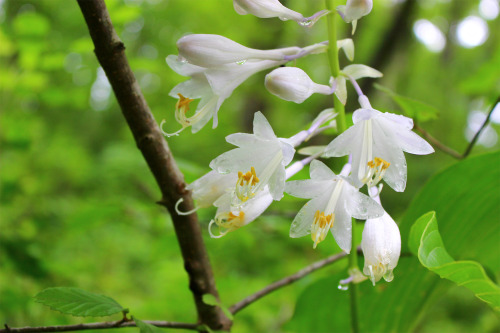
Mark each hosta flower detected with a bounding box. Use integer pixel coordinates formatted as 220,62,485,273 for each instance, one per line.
233,0,329,26
265,67,333,103
164,55,284,135
210,112,295,205
361,211,401,285
337,0,373,33
186,171,238,209
285,160,383,251
324,97,434,192
209,186,273,238
177,34,301,68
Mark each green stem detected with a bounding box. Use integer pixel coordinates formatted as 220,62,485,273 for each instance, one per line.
325,0,346,135
348,219,360,333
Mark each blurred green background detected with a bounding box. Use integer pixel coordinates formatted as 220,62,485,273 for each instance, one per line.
0,0,499,332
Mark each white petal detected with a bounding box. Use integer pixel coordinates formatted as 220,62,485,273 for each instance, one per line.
290,195,329,238
378,116,434,155
192,97,220,133
188,171,237,207
342,64,382,80
166,55,204,77
343,182,383,219
324,122,360,157
381,112,413,130
233,0,304,22
253,111,277,140
268,164,286,200
280,140,296,166
352,108,380,123
285,179,331,199
309,159,336,180
265,67,315,104
241,187,274,224
169,78,211,99
331,201,352,253
226,133,266,147
209,146,262,174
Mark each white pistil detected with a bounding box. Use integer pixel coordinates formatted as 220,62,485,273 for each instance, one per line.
358,119,373,182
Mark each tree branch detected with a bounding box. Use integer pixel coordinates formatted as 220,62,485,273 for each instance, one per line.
229,251,348,315
75,0,230,330
0,320,199,333
414,124,463,160
462,96,500,158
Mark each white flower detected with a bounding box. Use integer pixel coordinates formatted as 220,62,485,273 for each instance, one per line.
177,34,301,68
233,0,329,26
337,0,373,33
285,160,383,251
265,67,333,103
210,111,295,205
164,55,284,135
209,186,273,238
324,97,434,192
361,211,401,285
186,170,238,209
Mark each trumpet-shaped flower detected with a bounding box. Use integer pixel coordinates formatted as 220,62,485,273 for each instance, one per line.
210,112,295,205
361,211,401,285
285,160,383,251
265,67,333,103
324,97,434,192
209,186,273,238
337,0,373,33
233,0,329,26
164,55,284,135
177,34,301,68
186,170,238,209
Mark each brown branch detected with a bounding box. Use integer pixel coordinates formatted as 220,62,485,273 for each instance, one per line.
229,251,348,315
462,96,500,158
75,0,230,330
0,320,198,333
414,124,463,160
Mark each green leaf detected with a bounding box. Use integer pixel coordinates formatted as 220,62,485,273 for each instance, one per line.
34,287,124,317
133,317,164,333
202,293,219,306
410,212,500,311
374,84,439,122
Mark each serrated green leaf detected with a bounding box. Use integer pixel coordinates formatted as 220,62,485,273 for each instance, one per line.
410,211,500,311
34,287,123,317
133,317,164,333
374,83,439,122
202,293,219,306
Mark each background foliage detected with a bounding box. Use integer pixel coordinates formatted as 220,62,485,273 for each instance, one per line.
0,0,499,332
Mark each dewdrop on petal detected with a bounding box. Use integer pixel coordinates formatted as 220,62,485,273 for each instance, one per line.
265,67,333,104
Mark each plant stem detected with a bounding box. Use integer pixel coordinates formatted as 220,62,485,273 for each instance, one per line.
348,219,360,333
325,0,346,135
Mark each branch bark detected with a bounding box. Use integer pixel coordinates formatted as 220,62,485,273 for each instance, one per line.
229,251,348,314
0,321,198,333
75,0,231,330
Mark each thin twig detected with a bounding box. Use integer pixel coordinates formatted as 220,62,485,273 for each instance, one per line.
229,251,348,314
0,320,199,333
414,124,463,160
463,96,500,158
76,0,230,330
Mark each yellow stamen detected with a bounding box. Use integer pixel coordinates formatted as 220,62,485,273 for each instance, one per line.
209,211,246,238
311,210,335,249
361,157,390,187
175,93,194,112
235,167,260,202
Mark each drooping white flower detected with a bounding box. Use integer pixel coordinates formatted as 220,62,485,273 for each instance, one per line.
361,211,401,285
337,0,373,33
265,67,333,103
285,160,383,251
210,111,295,205
164,55,285,135
186,170,238,209
324,96,434,192
177,34,301,68
233,0,329,26
209,186,273,238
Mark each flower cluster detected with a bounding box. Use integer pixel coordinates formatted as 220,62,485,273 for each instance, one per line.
165,0,433,287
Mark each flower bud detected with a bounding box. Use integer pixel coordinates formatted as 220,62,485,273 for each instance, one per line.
233,0,304,22
177,34,300,68
337,0,372,22
265,67,332,104
361,212,401,285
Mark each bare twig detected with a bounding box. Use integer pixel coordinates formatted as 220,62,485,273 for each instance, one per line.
462,96,500,158
229,251,348,314
414,124,463,159
76,0,230,330
0,320,199,333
